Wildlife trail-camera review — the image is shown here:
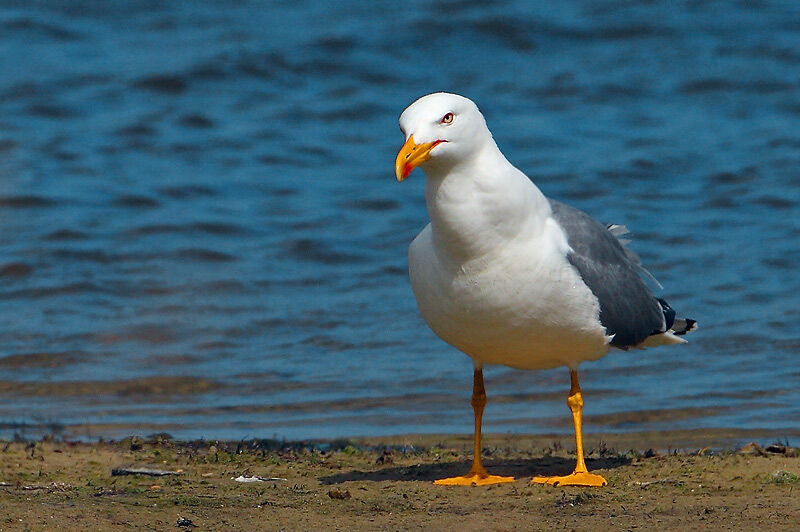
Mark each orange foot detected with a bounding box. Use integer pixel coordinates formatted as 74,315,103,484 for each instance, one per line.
531,471,607,487
435,472,514,486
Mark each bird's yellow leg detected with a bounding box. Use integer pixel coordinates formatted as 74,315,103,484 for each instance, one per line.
434,369,515,486
532,369,607,487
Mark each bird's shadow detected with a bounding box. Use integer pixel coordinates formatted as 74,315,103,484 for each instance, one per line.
319,455,630,485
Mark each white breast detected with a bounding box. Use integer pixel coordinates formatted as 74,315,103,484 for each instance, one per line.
408,218,610,371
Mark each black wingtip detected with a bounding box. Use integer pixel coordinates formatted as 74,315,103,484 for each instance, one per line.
656,297,676,331
674,318,698,336
656,298,697,336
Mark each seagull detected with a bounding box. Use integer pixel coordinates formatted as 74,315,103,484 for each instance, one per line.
395,93,696,487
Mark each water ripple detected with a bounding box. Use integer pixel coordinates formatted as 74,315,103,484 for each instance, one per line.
1,0,798,441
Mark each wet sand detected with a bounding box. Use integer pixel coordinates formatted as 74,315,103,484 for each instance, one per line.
2,431,798,531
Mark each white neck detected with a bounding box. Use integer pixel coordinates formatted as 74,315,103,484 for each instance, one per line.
423,141,551,264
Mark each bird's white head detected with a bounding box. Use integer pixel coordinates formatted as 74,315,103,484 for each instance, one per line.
395,92,492,181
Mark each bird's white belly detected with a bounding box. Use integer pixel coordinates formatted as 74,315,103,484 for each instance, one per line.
409,225,610,370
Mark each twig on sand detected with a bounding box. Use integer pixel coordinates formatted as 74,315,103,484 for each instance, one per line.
232,475,288,483
631,478,683,488
111,467,181,477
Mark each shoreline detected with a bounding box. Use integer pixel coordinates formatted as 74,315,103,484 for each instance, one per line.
2,430,798,530
3,424,800,448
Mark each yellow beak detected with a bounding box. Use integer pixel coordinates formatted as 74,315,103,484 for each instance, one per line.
395,135,444,182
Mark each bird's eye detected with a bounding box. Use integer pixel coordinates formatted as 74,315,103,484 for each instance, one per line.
440,112,454,124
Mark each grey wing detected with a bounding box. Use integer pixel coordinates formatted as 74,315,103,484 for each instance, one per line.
549,200,665,348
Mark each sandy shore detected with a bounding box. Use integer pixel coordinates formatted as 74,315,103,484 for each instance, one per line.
2,430,799,531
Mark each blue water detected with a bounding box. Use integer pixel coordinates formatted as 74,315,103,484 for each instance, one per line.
1,1,799,441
